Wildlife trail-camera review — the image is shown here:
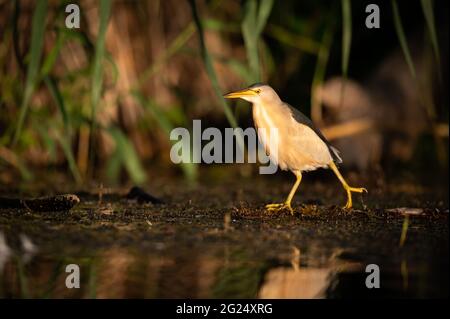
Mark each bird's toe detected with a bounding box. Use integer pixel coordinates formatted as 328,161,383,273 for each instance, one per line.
265,203,294,214
265,203,284,212
348,186,368,193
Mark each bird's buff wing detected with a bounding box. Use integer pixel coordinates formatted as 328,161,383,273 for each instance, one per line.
286,103,343,164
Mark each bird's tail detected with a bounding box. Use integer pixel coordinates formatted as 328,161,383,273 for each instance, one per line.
330,146,343,164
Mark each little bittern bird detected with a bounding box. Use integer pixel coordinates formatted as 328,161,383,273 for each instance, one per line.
224,83,367,213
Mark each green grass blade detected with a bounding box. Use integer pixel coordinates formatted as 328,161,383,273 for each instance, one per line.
203,18,241,33
218,57,253,83
420,0,441,78
41,30,64,76
135,0,223,88
242,0,273,82
311,20,335,124
106,150,122,184
44,76,83,183
41,25,82,183
12,0,48,146
133,92,197,182
266,24,320,55
391,0,416,79
242,0,259,81
55,134,82,184
35,124,57,160
133,92,174,136
90,0,111,129
188,0,241,134
44,76,69,130
136,24,196,88
341,0,352,81
108,127,147,185
399,215,409,247
0,146,32,180
88,0,111,177
256,0,274,35
16,257,29,298
190,0,247,158
392,0,445,164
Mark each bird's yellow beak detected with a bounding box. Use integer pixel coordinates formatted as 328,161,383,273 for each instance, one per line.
223,88,258,99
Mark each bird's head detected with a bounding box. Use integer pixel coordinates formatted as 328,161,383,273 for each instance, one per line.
223,83,281,104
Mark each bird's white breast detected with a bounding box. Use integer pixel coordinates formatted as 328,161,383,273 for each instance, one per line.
252,102,332,172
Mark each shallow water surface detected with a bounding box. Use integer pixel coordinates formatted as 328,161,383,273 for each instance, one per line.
0,175,448,298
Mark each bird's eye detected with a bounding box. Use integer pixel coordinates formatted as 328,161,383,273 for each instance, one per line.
255,89,261,94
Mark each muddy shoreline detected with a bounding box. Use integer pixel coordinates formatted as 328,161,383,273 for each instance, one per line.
0,171,448,298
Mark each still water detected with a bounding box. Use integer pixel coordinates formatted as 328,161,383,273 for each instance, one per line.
1,202,447,298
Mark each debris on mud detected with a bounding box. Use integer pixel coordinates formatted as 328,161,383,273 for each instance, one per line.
0,194,80,212
125,186,164,204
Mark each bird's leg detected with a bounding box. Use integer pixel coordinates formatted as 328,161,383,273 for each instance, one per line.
266,171,302,214
329,162,367,209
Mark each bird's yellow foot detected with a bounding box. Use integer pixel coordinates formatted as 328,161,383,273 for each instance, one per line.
265,202,294,215
343,186,368,209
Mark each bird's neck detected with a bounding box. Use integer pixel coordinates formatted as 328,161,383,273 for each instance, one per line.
252,102,276,131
